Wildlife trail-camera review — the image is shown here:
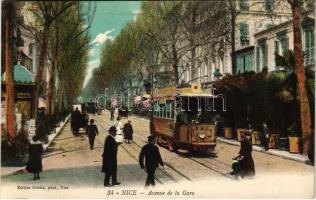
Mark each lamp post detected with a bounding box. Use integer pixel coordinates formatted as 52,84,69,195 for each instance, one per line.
104,88,108,109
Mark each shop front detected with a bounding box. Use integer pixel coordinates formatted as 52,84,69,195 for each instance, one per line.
1,62,36,125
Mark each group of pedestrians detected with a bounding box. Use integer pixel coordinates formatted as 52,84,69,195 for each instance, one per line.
25,109,255,185
114,116,134,144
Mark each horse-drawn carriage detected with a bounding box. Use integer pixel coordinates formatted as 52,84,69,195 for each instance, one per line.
71,104,89,136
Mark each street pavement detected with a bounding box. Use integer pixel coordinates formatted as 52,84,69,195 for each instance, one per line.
1,111,314,198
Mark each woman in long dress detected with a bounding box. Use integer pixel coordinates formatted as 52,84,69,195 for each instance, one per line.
115,116,123,143
238,132,255,178
26,135,44,180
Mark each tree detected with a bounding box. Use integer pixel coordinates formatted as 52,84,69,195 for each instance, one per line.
45,2,95,114
23,2,76,112
2,1,17,140
287,0,312,155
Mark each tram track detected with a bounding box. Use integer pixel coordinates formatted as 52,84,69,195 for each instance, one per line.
94,114,192,184
93,113,233,181
128,142,192,182
130,127,233,179
94,116,178,184
187,157,233,179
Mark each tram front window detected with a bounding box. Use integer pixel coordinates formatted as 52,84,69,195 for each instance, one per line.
176,96,213,124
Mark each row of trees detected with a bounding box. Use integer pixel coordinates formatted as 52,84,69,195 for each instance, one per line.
2,1,95,140
82,1,231,97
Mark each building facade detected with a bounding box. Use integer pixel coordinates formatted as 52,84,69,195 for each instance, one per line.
254,11,315,72
178,0,292,85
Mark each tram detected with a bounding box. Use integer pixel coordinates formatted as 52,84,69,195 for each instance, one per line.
150,83,221,153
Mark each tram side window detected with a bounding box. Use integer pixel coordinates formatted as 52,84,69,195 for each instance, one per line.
153,101,174,119
165,101,175,119
166,104,171,119
154,103,159,117
171,103,175,119
159,104,165,118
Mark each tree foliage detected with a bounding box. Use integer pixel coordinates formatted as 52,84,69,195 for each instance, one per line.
83,1,231,98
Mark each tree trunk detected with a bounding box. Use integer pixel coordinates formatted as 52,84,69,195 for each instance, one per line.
46,21,59,115
46,61,56,115
58,79,64,110
191,43,196,81
172,42,179,86
230,7,236,75
4,2,16,140
35,24,50,113
291,0,312,155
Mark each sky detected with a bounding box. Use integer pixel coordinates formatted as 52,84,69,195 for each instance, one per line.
83,1,142,88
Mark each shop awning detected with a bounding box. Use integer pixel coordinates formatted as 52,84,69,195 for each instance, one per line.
1,62,34,84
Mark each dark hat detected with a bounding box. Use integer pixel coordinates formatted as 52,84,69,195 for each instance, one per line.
148,135,156,141
108,126,117,133
32,135,40,142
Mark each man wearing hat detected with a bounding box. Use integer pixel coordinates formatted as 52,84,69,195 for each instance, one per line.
85,119,99,150
139,135,164,187
101,126,120,187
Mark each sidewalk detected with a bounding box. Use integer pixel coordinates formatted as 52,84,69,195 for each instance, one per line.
217,137,309,163
1,115,70,177
129,114,310,164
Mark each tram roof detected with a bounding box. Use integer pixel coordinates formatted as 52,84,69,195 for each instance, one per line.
178,94,214,97
153,83,214,98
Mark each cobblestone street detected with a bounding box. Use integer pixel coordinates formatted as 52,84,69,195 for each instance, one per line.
1,111,314,198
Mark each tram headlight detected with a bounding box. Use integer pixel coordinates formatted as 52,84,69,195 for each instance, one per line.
198,132,206,139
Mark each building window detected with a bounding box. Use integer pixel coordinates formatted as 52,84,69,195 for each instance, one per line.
305,29,314,65
236,51,254,74
239,0,249,10
265,0,273,11
240,22,249,46
280,37,289,56
256,40,268,72
277,31,288,56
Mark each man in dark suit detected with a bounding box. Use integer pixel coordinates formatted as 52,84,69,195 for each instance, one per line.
71,107,81,136
86,119,99,150
101,126,120,187
139,136,164,187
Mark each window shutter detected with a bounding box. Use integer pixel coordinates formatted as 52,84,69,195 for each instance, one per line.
305,30,314,65
240,0,249,10
236,55,244,74
256,45,261,71
265,0,273,11
245,53,253,72
281,38,289,56
305,31,310,58
274,41,279,54
245,23,249,38
240,23,249,44
240,23,244,43
264,43,268,68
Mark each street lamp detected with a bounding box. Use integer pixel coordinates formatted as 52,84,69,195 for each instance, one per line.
104,88,108,109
